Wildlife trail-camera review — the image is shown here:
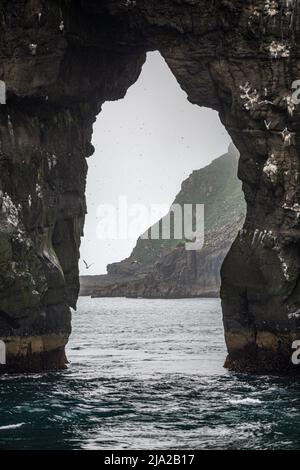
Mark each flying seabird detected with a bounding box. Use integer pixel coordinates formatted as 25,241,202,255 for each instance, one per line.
83,260,93,270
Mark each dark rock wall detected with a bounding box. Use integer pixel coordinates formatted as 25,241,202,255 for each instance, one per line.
0,0,300,372
0,0,145,371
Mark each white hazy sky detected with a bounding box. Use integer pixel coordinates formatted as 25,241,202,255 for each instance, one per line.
80,52,230,275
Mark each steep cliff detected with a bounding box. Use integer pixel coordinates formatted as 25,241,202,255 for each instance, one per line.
1,0,300,373
80,143,246,298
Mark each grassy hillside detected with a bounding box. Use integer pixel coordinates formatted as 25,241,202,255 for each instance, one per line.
108,143,246,272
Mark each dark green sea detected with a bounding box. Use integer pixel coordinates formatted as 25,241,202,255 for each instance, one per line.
0,297,300,450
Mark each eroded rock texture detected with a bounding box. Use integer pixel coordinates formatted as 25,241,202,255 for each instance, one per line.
0,0,300,372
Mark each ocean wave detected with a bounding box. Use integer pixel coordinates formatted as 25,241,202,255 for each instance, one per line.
229,398,262,405
0,423,25,431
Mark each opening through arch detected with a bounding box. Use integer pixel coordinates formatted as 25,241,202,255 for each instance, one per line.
80,52,233,280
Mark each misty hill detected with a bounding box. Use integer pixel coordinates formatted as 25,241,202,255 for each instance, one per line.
80,143,246,297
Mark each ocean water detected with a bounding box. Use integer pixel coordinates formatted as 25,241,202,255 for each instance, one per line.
1,297,300,450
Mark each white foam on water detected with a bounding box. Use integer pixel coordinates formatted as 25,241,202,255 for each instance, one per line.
229,398,262,406
0,423,25,431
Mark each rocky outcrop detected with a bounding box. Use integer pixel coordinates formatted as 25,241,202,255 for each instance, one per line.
80,144,246,298
1,1,300,373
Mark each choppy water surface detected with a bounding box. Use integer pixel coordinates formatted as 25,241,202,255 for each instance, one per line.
0,297,300,450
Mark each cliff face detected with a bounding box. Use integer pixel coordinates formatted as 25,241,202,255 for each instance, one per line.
108,143,245,273
81,144,246,298
0,0,145,371
1,0,300,373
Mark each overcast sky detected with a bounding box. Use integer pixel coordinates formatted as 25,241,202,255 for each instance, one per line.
80,52,230,275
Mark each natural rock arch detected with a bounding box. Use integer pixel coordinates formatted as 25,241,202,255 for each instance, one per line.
0,0,299,373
